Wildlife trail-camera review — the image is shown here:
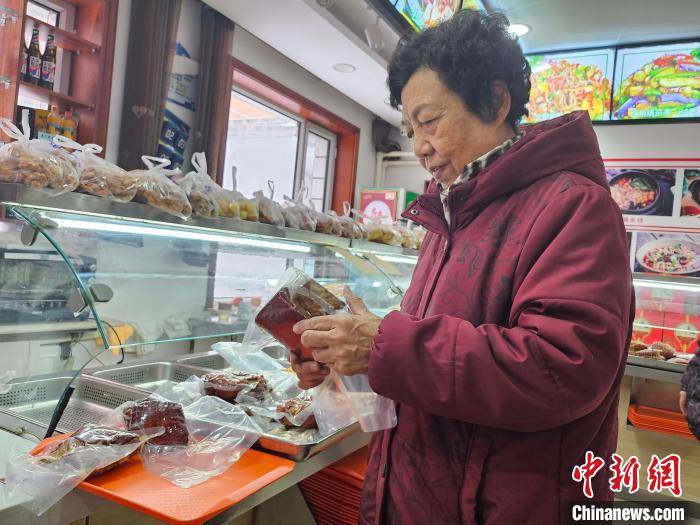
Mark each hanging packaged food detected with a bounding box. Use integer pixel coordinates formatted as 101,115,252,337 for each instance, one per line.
0,111,79,194
130,156,192,219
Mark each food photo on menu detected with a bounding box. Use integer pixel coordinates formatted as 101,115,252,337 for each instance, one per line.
612,42,700,120
681,169,700,217
606,168,676,216
634,232,700,276
524,48,614,123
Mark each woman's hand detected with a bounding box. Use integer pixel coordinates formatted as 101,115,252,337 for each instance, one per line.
290,352,329,390
293,287,382,376
680,390,687,416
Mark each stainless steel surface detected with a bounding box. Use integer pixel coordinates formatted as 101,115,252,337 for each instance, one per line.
88,361,214,391
625,359,685,382
630,376,684,412
0,375,148,433
205,429,370,525
258,422,359,461
0,182,351,249
175,352,229,370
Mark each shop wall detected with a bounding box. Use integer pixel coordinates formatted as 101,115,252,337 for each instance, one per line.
231,27,377,206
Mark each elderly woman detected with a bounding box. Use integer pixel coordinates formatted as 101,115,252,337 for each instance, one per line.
292,10,633,525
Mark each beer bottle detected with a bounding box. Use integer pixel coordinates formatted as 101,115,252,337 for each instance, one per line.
20,37,29,82
39,31,56,90
27,23,42,85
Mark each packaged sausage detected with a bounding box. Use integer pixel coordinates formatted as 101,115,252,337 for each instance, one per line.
53,135,137,202
0,114,79,195
254,268,345,361
131,156,192,219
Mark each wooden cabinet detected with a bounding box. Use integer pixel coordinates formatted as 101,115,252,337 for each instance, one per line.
0,0,117,146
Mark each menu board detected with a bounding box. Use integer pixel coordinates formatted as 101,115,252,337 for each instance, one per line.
393,0,461,31
612,42,700,120
524,48,614,123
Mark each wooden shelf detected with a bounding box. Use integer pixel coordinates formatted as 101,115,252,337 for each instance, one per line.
25,15,101,53
19,80,94,110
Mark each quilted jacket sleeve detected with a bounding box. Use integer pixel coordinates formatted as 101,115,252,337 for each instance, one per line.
368,184,634,432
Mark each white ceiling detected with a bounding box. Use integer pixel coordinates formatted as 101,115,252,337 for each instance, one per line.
205,0,700,128
203,0,401,126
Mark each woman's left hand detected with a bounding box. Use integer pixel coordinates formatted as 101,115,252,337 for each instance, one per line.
293,287,382,376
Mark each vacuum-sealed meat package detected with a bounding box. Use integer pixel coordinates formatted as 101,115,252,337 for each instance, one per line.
254,268,345,361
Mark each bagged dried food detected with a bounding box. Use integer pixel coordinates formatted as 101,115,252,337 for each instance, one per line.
365,216,402,246
332,202,365,239
253,181,285,226
176,151,221,218
395,222,418,249
53,135,137,202
138,395,262,488
218,189,241,218
229,165,258,221
254,268,345,361
413,225,427,250
311,207,342,236
6,425,157,515
0,113,79,195
282,195,317,231
131,156,192,219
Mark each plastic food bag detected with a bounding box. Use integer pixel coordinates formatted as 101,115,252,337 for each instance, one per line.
312,374,358,436
333,202,365,239
366,216,402,246
6,425,156,515
131,156,192,219
177,152,222,218
276,395,316,429
0,114,79,195
254,268,345,361
413,225,427,250
282,194,317,231
140,395,262,488
212,342,286,372
229,166,259,221
311,206,342,236
395,222,417,249
53,135,137,202
253,181,285,226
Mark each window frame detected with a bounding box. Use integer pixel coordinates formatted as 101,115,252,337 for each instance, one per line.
225,58,360,213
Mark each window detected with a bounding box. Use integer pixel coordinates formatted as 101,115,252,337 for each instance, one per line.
222,89,337,210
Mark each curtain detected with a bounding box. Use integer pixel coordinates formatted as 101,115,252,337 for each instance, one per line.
191,5,235,184
117,0,182,170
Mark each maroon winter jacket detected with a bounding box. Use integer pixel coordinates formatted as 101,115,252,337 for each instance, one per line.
360,112,634,525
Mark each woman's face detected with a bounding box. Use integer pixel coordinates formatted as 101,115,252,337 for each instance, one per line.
401,67,512,187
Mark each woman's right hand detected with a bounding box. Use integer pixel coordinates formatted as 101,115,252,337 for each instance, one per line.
680,390,687,416
290,352,329,390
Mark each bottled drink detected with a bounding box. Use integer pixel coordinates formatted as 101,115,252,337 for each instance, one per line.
20,38,29,81
27,23,42,85
47,105,62,135
61,109,77,140
39,31,56,90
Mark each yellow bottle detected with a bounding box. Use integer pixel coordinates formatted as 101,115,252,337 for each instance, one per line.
61,110,77,140
47,105,62,136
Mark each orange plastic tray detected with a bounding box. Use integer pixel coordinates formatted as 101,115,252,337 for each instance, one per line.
32,435,294,525
327,445,367,481
628,404,694,440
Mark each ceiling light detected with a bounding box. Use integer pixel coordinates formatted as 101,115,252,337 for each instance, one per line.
316,0,335,7
333,63,356,73
508,23,530,37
